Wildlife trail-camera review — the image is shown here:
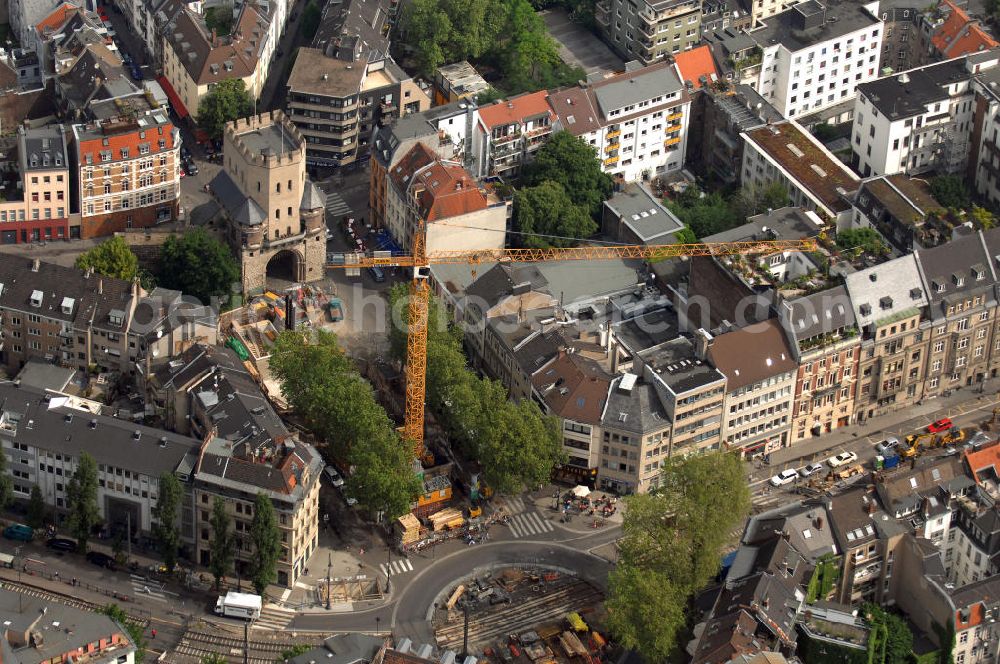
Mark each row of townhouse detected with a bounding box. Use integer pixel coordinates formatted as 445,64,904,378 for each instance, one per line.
689,441,1000,663
0,343,322,588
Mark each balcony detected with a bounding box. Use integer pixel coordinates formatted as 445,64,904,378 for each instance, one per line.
667,111,684,122
492,131,521,145
605,143,620,153
525,124,552,138
604,155,619,165
638,21,655,36
606,129,621,139
664,136,682,146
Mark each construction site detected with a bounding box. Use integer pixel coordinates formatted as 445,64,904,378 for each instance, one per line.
433,568,608,664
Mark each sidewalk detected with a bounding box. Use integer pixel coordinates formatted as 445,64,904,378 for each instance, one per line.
526,485,625,534
767,378,1000,467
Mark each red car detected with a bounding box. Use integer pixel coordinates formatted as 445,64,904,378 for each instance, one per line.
927,418,953,433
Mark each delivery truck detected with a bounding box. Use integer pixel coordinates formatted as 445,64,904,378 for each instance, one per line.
214,592,262,620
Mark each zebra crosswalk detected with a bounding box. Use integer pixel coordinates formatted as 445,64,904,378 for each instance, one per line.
493,495,526,515
129,575,168,603
325,190,351,220
379,558,415,578
507,511,555,538
253,605,296,631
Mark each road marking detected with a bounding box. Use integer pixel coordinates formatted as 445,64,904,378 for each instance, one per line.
325,191,351,218
508,512,555,538
379,558,414,577
494,496,525,515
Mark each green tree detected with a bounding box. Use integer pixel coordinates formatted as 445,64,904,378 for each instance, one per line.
279,645,312,662
248,492,282,595
736,181,789,217
513,181,597,247
674,226,697,244
607,452,751,661
667,191,741,239
152,472,182,573
75,236,139,282
300,0,321,38
522,131,614,217
863,603,915,664
209,496,234,590
157,229,240,305
930,175,971,210
101,604,146,661
202,656,229,664
197,78,254,139
268,330,421,516
204,5,234,35
836,227,889,256
972,204,996,229
26,484,46,529
0,446,11,514
66,452,100,553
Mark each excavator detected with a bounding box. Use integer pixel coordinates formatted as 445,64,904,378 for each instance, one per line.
901,428,966,458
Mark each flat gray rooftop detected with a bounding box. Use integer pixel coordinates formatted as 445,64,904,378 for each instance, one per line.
236,123,300,157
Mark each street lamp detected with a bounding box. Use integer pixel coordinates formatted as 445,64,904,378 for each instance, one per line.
326,552,332,610
385,544,391,595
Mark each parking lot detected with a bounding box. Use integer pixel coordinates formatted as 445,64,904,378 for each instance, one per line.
541,9,625,78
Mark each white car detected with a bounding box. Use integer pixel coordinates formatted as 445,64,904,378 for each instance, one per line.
799,463,825,478
770,469,799,486
827,451,859,468
324,465,344,487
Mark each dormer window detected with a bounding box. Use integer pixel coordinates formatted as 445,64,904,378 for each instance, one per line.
860,303,872,316
953,273,964,287
933,279,945,293
30,290,43,307
109,309,125,327
973,264,986,281
120,147,129,159
879,296,893,309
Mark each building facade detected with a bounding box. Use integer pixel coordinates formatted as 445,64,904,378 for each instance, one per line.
0,125,71,243
475,91,555,179
596,0,701,64
72,110,180,238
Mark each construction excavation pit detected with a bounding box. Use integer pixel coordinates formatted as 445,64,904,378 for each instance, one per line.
432,568,609,663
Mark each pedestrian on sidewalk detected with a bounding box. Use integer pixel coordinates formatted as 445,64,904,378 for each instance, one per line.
151,629,156,640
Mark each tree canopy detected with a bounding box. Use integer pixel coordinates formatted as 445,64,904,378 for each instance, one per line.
401,0,582,93
734,181,790,217
204,6,234,35
26,484,46,529
863,603,915,664
75,236,140,282
388,285,564,493
930,175,971,210
249,492,281,595
513,181,597,247
153,472,183,573
0,448,11,514
667,188,742,239
522,131,614,217
67,453,101,553
268,330,422,519
607,452,751,661
197,79,254,139
836,227,889,256
209,496,234,589
157,229,240,306
300,0,321,38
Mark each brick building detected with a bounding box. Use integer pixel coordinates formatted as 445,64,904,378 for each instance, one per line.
0,125,71,244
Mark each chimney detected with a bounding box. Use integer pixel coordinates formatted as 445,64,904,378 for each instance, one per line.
85,266,94,279
30,259,40,272
694,328,713,360
212,28,217,46
98,278,103,295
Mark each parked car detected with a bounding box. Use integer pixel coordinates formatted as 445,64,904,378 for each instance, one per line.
86,551,116,570
965,431,992,451
769,469,798,486
875,436,900,456
3,524,34,542
799,463,825,478
827,451,859,468
130,64,142,80
367,266,386,283
46,537,76,552
928,418,954,433
324,465,344,487
339,485,357,506
122,53,133,66
184,160,199,176
180,146,191,161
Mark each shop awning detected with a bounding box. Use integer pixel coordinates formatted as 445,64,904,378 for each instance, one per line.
157,76,189,119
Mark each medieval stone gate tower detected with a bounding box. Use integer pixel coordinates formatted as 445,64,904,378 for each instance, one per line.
219,111,326,295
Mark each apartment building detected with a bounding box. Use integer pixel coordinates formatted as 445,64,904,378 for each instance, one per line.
595,0,701,64
921,0,998,62
369,102,479,229
852,174,945,252
161,4,268,119
72,109,180,238
699,83,781,183
878,3,923,74
546,61,691,182
384,144,508,254
749,0,883,120
0,258,140,374
948,499,1000,586
852,55,981,177
845,255,930,421
970,62,1000,208
0,125,71,243
0,381,198,544
741,120,860,223
780,286,861,441
915,231,1000,396
704,321,796,457
434,61,490,105
475,91,555,179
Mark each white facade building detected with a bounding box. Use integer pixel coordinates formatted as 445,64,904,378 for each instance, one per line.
547,61,691,183
749,0,883,120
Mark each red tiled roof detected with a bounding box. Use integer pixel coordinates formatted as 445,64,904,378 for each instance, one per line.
478,90,554,130
931,0,998,57
673,46,719,90
35,3,81,36
956,603,984,630
77,118,176,163
388,143,436,192
965,439,1000,483
414,161,486,221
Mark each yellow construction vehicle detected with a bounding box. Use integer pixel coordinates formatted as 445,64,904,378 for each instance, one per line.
984,408,1000,432
941,428,967,446
902,433,938,458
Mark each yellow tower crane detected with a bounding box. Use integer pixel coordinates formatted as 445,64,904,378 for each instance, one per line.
327,218,817,458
